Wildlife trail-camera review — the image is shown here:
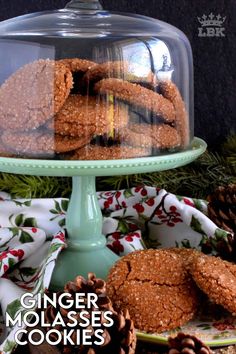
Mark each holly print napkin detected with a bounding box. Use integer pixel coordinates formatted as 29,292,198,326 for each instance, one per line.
0,187,232,353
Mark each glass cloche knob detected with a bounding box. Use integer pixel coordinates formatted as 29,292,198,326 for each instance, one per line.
65,0,103,10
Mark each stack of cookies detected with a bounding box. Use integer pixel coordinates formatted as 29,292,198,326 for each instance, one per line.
107,249,236,333
0,58,189,160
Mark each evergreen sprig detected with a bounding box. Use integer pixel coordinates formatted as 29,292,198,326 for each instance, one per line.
100,150,235,198
0,174,71,199
222,135,236,170
0,135,235,199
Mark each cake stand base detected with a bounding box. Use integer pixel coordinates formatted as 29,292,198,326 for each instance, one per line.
50,246,118,291
50,175,119,291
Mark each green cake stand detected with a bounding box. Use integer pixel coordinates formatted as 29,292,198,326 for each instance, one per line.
0,137,206,290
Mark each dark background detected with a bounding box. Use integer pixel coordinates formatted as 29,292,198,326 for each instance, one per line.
0,0,235,149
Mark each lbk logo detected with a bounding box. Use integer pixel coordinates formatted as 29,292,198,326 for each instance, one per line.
198,13,226,37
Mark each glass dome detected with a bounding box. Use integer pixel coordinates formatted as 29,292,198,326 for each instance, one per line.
0,0,193,160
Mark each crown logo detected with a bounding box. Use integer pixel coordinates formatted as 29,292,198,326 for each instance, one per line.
198,13,226,27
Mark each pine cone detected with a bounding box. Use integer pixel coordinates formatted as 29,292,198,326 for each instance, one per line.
168,332,213,354
207,184,236,261
44,273,136,354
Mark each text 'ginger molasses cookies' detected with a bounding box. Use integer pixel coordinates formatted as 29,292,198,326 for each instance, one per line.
50,94,129,137
107,249,198,333
190,254,236,315
67,145,150,160
120,123,181,150
1,130,93,158
0,59,73,131
159,80,190,147
94,78,176,123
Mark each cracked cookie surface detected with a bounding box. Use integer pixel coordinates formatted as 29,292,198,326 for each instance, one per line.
168,248,201,271
159,80,189,147
0,59,73,131
120,123,181,149
190,254,236,314
1,130,92,157
83,61,128,83
58,58,96,73
107,249,198,333
95,78,176,123
47,94,129,137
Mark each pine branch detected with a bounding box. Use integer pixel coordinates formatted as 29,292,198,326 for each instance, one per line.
0,174,71,199
98,150,236,198
222,135,236,169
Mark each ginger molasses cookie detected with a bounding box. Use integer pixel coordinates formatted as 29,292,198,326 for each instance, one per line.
0,59,73,131
0,142,16,158
1,130,93,157
190,254,236,315
94,78,176,123
84,61,159,91
59,58,96,94
49,95,129,137
107,249,199,333
159,80,190,147
67,145,150,160
59,58,96,73
121,123,181,149
168,248,201,271
83,61,128,83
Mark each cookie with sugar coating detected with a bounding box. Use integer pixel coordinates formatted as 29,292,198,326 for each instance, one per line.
190,254,236,315
1,130,93,158
67,145,150,160
107,249,199,333
47,94,129,137
159,80,190,147
95,78,176,123
0,59,73,131
120,123,181,149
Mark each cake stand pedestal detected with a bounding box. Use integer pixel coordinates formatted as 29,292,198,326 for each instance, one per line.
0,137,206,290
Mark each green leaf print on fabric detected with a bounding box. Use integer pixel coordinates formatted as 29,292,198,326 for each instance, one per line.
49,200,66,224
19,267,37,277
49,209,59,215
58,219,65,228
215,228,230,239
124,189,134,199
9,214,37,228
19,231,34,243
6,299,21,322
14,214,24,227
193,199,204,211
190,216,205,234
61,199,69,212
48,243,63,255
118,220,129,234
180,239,192,248
22,217,37,227
11,228,20,237
3,340,16,353
8,258,16,269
